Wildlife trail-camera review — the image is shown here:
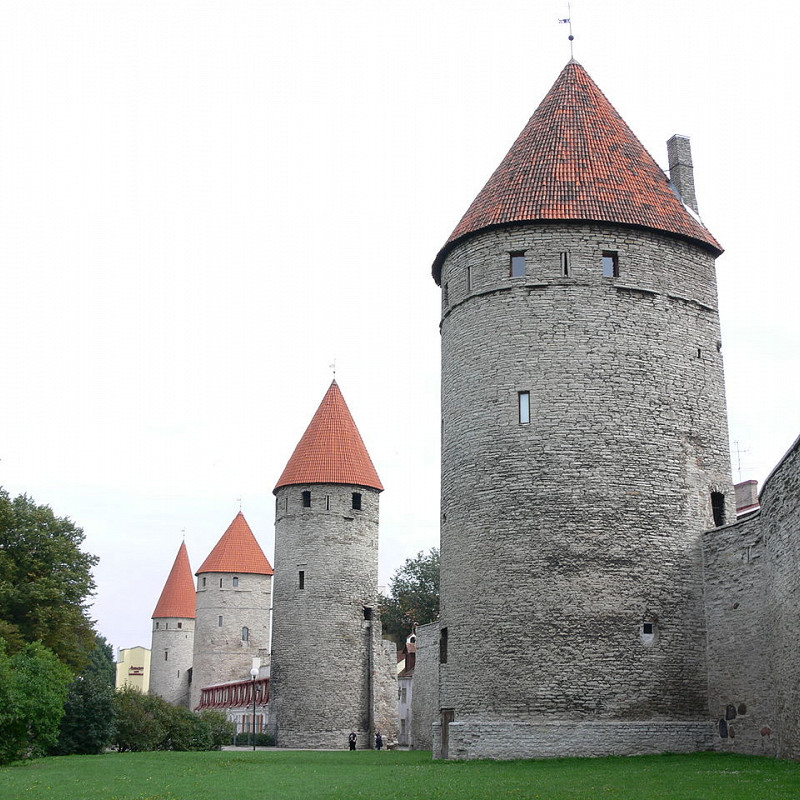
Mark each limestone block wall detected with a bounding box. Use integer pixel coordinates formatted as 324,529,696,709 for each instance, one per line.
190,572,272,710
149,618,194,707
437,222,733,757
762,436,800,759
410,621,439,751
373,634,399,746
703,515,774,756
271,483,382,749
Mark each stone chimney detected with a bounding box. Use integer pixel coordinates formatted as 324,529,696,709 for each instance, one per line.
667,134,698,214
734,479,759,513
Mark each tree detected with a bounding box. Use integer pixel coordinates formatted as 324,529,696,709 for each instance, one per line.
53,635,117,755
380,547,439,645
0,488,98,672
0,638,73,764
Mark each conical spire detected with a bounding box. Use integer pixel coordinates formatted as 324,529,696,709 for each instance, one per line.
196,512,274,575
274,380,383,492
152,541,197,619
432,61,721,282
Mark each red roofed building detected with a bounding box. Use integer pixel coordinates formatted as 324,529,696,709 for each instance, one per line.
150,542,196,707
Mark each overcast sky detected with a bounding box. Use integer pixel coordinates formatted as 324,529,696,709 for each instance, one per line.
0,1,797,654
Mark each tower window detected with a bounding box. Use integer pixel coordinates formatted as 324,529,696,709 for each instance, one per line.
155,622,159,629
602,250,619,277
363,607,373,621
177,622,182,629
439,627,449,664
202,577,207,588
510,252,526,278
560,252,571,276
325,495,331,511
518,391,531,424
219,578,223,588
302,490,311,508
233,577,239,588
242,626,249,641
298,570,305,590
352,492,362,510
443,282,449,305
164,650,168,661
218,616,223,627
466,265,472,291
711,492,726,527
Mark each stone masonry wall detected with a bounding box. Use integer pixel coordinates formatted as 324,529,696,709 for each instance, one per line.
410,620,439,751
373,634,400,746
149,617,195,708
271,483,382,749
437,222,733,757
190,571,272,710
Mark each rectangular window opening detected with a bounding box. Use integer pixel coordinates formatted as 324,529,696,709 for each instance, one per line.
302,490,311,508
439,627,449,664
352,492,362,511
602,250,619,277
164,650,168,661
510,252,526,278
443,282,449,305
518,391,531,424
177,622,182,629
560,252,571,276
466,265,472,291
218,615,223,627
363,607,373,621
711,492,726,527
298,570,305,590
325,495,331,511
642,622,654,635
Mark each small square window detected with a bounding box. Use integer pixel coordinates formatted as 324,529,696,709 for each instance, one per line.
510,252,526,278
643,622,654,635
352,492,362,511
302,490,311,508
518,391,531,424
602,250,619,277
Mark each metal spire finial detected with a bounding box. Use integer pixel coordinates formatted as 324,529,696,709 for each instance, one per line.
329,359,337,379
558,3,575,59
236,495,242,511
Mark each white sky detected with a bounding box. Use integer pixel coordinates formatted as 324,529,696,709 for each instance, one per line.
0,1,797,653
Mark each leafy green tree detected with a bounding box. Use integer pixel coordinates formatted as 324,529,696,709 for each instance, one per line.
380,547,439,646
0,638,73,764
0,488,98,672
53,635,116,755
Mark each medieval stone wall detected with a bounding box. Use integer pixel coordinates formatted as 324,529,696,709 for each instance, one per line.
437,222,733,757
189,571,272,710
410,621,439,750
271,483,386,749
149,617,195,707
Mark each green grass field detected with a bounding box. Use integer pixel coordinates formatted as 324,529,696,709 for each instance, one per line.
2,749,800,800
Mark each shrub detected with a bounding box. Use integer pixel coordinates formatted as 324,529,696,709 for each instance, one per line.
231,732,275,747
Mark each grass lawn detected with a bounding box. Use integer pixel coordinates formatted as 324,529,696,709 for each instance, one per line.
2,749,800,800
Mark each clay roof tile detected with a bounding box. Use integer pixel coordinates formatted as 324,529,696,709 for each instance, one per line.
196,512,274,576
152,541,197,619
274,380,383,492
432,61,721,283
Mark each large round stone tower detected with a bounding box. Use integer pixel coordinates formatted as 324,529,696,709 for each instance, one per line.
190,512,273,710
149,541,196,707
270,380,394,749
432,61,735,759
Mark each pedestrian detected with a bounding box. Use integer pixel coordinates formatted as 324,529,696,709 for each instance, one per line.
348,731,357,750
375,732,383,750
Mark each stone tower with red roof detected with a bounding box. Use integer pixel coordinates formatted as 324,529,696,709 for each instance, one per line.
432,61,734,758
150,541,197,707
189,511,274,710
270,380,398,748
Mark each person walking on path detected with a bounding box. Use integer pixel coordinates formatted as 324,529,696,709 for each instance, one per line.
348,731,357,751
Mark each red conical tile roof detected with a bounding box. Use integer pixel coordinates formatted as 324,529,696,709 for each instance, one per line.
152,541,197,619
274,380,383,492
196,512,274,575
432,60,721,282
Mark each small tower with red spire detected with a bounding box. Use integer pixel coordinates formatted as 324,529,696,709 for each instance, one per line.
270,380,397,748
150,541,196,707
189,512,274,710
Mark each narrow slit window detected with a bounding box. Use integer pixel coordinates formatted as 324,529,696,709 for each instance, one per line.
711,492,726,527
560,252,570,276
298,570,305,590
218,615,223,627
164,650,168,661
302,490,311,508
602,250,619,277
202,577,206,588
219,578,223,588
155,622,159,629
352,492,362,510
325,495,331,511
518,391,531,424
242,626,249,641
510,252,526,278
466,265,472,291
439,627,449,664
443,282,449,305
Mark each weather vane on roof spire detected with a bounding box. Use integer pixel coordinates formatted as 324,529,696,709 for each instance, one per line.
558,3,575,59
236,496,242,511
329,359,336,379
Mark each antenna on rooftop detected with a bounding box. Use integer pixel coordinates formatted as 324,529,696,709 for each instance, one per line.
559,3,575,59
732,441,749,482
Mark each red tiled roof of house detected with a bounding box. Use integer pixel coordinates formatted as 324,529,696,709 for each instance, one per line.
196,512,274,575
274,380,383,492
152,541,197,619
432,60,722,282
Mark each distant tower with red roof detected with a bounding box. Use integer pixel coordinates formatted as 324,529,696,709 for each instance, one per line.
150,541,197,707
432,61,734,758
270,380,397,748
189,511,274,710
